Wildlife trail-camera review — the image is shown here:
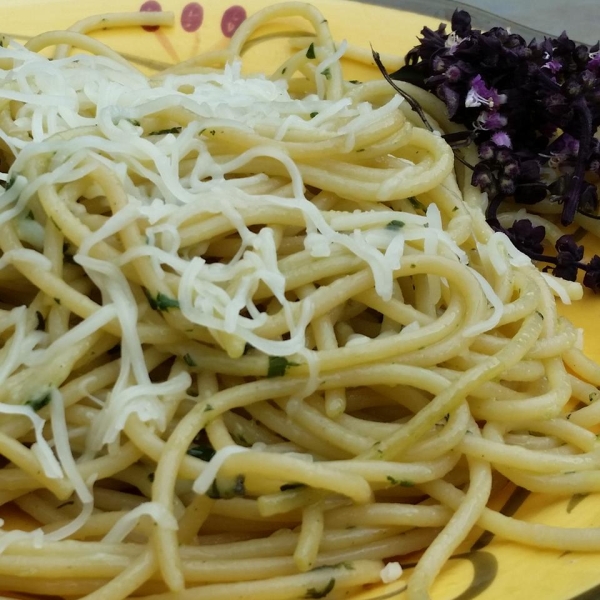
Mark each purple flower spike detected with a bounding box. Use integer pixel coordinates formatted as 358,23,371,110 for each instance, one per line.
465,75,507,109
491,131,512,147
387,10,600,291
542,59,562,73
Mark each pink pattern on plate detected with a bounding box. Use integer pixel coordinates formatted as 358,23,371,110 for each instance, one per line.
181,3,204,33
140,0,162,32
221,5,247,38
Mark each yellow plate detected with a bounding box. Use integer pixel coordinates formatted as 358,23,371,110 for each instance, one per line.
1,1,599,599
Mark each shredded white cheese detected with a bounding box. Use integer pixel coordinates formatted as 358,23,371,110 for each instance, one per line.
380,561,403,584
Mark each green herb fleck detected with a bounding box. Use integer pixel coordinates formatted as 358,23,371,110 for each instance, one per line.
408,196,426,212
305,578,335,599
282,67,287,74
268,356,299,378
310,111,319,118
386,220,405,231
187,445,216,462
589,392,598,403
53,297,61,305
149,127,182,135
204,403,214,412
536,311,544,320
148,472,155,483
26,391,52,412
386,476,414,487
349,79,361,84
25,210,34,220
143,288,180,312
311,563,353,572
209,130,216,136
452,206,459,212
183,353,197,367
126,119,141,127
206,475,246,499
306,43,316,59
321,68,331,80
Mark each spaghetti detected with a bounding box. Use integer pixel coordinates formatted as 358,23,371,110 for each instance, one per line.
0,4,599,600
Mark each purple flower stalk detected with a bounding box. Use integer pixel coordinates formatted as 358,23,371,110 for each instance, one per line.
384,10,600,291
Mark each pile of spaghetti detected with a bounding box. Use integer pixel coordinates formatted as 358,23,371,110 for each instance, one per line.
2,3,600,600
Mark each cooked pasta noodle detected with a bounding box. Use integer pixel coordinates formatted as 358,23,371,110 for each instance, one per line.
0,4,600,600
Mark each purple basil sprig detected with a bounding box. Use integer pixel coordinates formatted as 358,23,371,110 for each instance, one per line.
382,10,600,291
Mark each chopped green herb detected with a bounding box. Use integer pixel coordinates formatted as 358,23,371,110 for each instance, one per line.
282,67,287,74
126,119,140,127
589,392,598,403
349,79,361,84
410,263,416,269
321,68,331,80
53,297,61,305
310,111,319,118
400,479,415,487
386,475,400,485
386,220,405,231
408,196,426,212
26,391,52,412
206,475,246,499
187,445,216,462
356,148,365,152
311,563,353,572
143,288,180,312
536,311,544,320
452,206,459,212
183,353,197,367
204,403,214,412
149,127,182,135
148,472,155,483
25,210,34,220
268,356,299,378
209,129,216,136
305,578,335,599
306,43,316,59
280,483,307,491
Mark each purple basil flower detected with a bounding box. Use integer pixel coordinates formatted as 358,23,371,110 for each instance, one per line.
465,74,507,109
387,10,600,291
508,219,546,255
542,59,562,73
583,255,600,292
492,131,512,147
